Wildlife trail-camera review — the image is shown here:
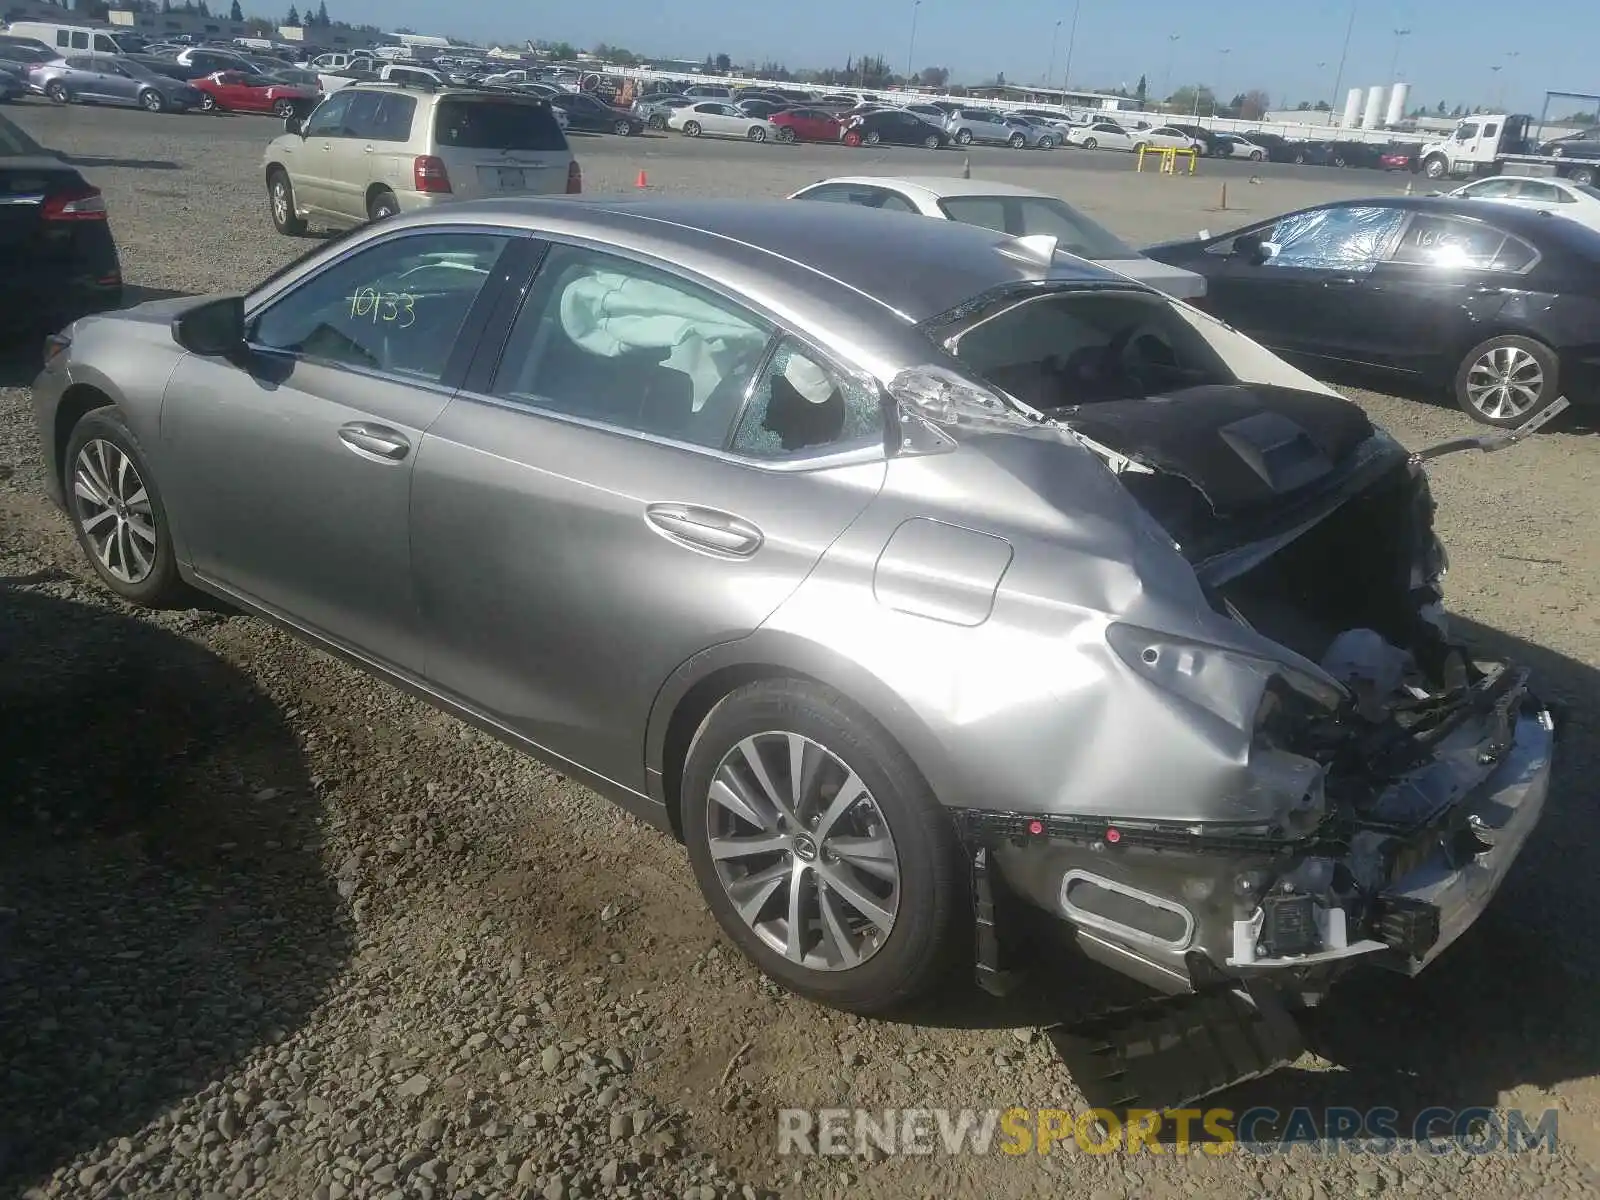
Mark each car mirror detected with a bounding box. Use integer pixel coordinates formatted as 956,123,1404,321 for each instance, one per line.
172,296,247,359
284,111,305,135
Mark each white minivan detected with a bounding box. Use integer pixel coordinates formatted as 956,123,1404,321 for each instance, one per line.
6,22,142,56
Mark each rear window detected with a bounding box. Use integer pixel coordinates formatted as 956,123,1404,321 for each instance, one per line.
948,289,1234,409
434,98,566,151
936,196,1135,260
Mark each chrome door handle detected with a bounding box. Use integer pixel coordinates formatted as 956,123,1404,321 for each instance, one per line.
338,421,410,462
644,503,763,558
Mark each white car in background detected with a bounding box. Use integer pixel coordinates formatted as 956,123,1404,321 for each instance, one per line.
668,100,779,142
1064,121,1198,153
786,175,1207,300
1213,132,1268,160
1447,174,1600,234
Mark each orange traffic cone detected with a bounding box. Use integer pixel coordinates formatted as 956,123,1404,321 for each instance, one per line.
635,170,648,188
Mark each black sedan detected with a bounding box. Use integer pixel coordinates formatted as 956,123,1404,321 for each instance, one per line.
550,92,645,136
1145,196,1600,426
0,112,122,338
840,109,948,149
1538,126,1600,160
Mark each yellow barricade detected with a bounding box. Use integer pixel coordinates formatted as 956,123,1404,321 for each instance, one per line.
1136,145,1199,176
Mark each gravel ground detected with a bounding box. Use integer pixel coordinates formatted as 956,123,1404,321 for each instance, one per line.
3,100,1600,1200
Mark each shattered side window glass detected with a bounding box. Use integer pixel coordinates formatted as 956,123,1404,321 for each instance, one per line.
1259,205,1406,272
732,340,883,458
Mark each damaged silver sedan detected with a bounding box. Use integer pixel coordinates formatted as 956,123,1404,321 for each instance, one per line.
32,198,1556,1106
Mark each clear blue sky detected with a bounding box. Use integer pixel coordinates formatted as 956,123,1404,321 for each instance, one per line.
334,1,1586,116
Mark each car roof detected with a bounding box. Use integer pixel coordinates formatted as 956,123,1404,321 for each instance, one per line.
392,196,1120,324
803,175,1053,201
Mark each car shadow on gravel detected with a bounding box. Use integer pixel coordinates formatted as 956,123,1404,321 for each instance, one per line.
1322,360,1600,436
891,614,1600,1138
0,583,349,1191
56,154,182,171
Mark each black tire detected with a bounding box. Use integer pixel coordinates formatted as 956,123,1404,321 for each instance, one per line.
139,88,164,114
1009,132,1026,148
1454,334,1560,428
1038,136,1055,150
267,168,307,236
863,130,880,145
614,118,632,136
681,679,966,1015
1569,164,1597,187
1250,149,1264,161
748,125,767,142
200,92,218,112
273,98,296,119
682,120,701,137
64,407,186,608
648,113,667,130
955,129,973,145
922,133,941,150
1423,155,1448,179
367,189,399,222
1082,136,1098,149
776,125,796,143
47,81,69,104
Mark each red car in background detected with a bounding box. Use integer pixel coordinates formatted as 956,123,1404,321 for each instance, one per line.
1380,146,1417,172
769,106,844,144
192,71,319,117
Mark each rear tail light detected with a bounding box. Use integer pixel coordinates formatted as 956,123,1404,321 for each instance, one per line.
566,159,582,194
41,186,108,221
412,155,452,194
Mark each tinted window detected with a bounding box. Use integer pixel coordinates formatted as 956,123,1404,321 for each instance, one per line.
1388,215,1526,270
731,339,883,458
434,99,565,151
69,32,88,50
304,89,355,136
92,34,117,53
251,232,509,381
1260,205,1405,271
1518,180,1565,203
938,196,1133,258
952,289,1233,409
491,244,772,447
345,91,415,141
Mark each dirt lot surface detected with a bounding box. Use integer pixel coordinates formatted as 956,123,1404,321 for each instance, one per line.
3,102,1600,1200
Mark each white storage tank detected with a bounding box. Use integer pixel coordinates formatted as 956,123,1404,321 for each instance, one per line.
1343,87,1364,128
1361,85,1387,129
1385,81,1410,127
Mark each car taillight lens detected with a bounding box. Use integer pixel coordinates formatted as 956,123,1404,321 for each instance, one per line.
413,155,451,194
41,187,107,221
566,160,582,194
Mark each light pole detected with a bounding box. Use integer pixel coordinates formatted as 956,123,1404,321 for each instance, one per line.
1062,0,1082,93
1329,1,1356,121
905,0,921,88
1161,32,1179,108
1045,19,1061,89
1215,47,1230,115
1388,27,1411,81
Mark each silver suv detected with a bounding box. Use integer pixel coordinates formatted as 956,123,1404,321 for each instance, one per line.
263,81,578,234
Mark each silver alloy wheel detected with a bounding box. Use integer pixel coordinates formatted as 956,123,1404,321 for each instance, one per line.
73,439,157,585
706,731,900,971
142,89,163,112
1466,346,1545,421
271,177,291,226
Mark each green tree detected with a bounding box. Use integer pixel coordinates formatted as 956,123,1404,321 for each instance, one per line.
230,0,243,18
286,4,300,25
1134,73,1147,107
196,0,210,16
316,0,329,24
714,52,731,72
918,65,948,88
1238,89,1270,120
547,42,576,60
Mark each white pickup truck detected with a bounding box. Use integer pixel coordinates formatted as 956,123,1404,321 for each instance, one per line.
1418,113,1600,187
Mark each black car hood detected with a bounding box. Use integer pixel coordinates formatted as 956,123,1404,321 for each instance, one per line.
1061,382,1376,518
